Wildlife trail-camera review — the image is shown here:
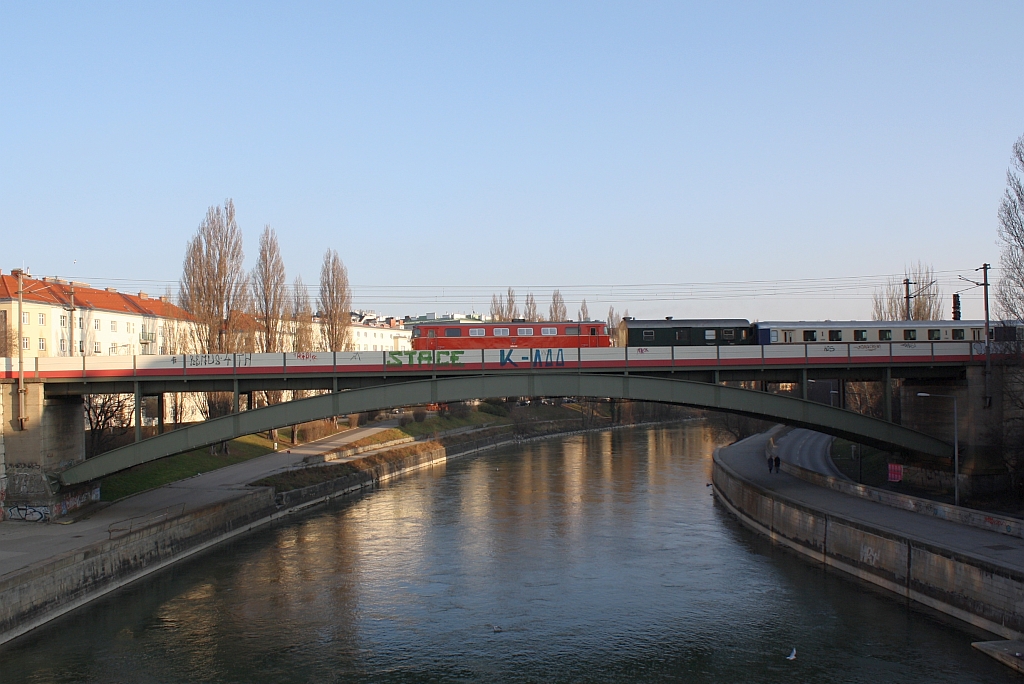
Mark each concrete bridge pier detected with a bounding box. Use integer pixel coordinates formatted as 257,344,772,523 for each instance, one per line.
1,381,93,521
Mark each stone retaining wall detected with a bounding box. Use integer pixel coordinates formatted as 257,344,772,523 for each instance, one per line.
714,451,1024,640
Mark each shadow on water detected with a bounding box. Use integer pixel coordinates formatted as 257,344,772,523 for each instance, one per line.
1,424,1018,683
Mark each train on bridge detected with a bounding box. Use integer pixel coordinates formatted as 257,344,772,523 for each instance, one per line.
410,317,1002,351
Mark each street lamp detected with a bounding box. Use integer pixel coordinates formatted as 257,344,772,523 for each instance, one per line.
917,392,959,507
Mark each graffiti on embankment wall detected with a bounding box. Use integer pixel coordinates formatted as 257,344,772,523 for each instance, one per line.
4,483,100,523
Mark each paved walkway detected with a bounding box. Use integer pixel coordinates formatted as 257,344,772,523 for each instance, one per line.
775,428,849,480
0,425,393,580
720,431,1024,573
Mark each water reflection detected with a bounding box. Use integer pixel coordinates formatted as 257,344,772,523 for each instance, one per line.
1,424,1013,683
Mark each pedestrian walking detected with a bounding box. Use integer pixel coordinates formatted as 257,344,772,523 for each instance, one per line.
774,455,781,473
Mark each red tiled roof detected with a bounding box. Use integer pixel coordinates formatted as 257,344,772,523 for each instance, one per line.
0,273,191,320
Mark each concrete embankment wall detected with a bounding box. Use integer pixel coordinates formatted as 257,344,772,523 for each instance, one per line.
713,452,1024,640
0,446,448,647
0,488,278,646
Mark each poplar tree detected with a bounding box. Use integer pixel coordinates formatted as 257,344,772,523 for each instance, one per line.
318,249,352,351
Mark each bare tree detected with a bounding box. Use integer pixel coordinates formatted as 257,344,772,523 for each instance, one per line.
996,134,1024,492
871,262,943,321
489,287,519,322
291,275,316,352
0,310,14,357
607,306,623,346
178,199,249,353
318,249,352,351
523,293,540,321
84,394,135,456
549,290,567,321
999,135,1024,322
578,299,589,322
251,225,287,353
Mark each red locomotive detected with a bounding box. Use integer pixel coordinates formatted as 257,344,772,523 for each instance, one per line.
411,321,612,350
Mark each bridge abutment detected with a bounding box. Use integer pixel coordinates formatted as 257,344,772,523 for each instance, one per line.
1,381,92,521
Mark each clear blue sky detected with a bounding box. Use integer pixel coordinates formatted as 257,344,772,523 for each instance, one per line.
3,2,1022,322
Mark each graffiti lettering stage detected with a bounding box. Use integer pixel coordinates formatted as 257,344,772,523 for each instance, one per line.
387,351,466,367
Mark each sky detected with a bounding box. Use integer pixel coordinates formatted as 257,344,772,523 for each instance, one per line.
3,2,1023,322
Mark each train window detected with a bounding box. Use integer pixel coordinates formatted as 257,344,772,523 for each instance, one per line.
643,330,655,341
444,328,462,337
803,331,817,342
904,330,917,341
952,329,965,340
704,330,717,341
928,329,941,341
722,329,735,340
469,328,485,337
413,329,422,338
770,330,779,343
602,326,608,334
879,330,892,341
590,327,598,335
828,330,842,341
783,331,794,343
854,330,867,342
494,328,510,336
972,329,983,340
740,329,749,339
517,327,534,336
566,326,579,335
541,327,558,336
427,330,436,338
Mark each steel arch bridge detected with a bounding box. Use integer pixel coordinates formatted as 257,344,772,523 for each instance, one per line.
59,373,953,486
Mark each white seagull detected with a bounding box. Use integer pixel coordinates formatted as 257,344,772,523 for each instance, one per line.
786,648,797,661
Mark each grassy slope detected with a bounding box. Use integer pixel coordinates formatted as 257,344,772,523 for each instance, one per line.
99,434,276,501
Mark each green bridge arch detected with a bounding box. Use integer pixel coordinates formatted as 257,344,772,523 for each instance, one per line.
59,374,953,486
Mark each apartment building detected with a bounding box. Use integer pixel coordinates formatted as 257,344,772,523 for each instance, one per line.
0,270,192,358
346,311,411,352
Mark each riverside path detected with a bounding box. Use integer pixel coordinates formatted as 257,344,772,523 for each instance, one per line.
0,424,393,580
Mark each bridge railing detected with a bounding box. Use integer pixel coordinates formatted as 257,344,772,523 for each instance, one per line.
0,341,991,381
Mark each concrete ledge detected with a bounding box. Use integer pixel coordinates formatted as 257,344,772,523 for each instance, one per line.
713,448,1024,641
777,455,1024,539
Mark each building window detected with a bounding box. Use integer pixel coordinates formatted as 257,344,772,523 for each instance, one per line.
904,330,917,341
21,336,29,349
643,330,655,341
94,342,102,354
444,328,462,337
928,329,941,341
494,328,509,336
879,330,892,341
828,330,842,341
469,328,485,337
95,319,101,330
78,340,83,353
60,339,67,352
541,327,558,336
853,330,867,342
38,313,45,325
517,327,534,336
78,317,83,329
952,329,965,340
38,338,45,351
60,314,68,327
22,312,29,325
111,321,117,332
803,330,817,342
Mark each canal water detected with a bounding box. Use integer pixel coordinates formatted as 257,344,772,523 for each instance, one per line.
2,425,1015,682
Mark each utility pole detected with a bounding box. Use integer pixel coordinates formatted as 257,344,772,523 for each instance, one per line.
15,269,26,429
904,278,914,320
66,282,76,356
982,263,991,408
